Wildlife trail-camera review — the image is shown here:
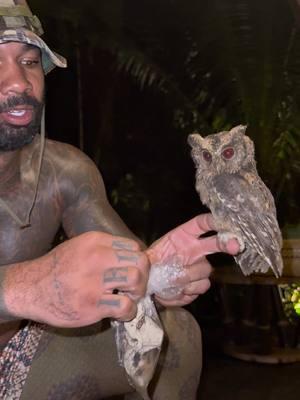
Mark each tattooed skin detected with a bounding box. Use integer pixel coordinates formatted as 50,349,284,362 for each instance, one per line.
112,240,135,251
48,252,81,322
178,372,200,400
0,135,137,350
0,135,202,400
115,251,140,264
103,267,129,284
47,374,101,400
97,299,121,308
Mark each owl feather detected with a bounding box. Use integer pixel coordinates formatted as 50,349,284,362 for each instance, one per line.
188,125,283,277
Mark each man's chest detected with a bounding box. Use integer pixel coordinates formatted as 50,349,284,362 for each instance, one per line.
0,187,63,265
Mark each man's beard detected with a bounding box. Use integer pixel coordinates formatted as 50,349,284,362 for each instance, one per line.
0,94,44,152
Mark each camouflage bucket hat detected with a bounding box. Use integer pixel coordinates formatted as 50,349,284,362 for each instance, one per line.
0,0,67,74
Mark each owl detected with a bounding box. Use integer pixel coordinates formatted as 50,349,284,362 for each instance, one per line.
188,125,283,277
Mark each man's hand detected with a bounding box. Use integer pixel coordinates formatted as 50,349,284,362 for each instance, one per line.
146,213,240,307
3,232,149,327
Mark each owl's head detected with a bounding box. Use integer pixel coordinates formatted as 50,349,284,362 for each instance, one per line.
188,125,256,176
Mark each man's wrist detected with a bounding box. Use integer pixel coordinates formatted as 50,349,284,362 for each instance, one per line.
0,260,42,323
0,265,20,321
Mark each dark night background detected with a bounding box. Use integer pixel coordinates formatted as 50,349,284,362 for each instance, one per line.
26,1,300,398
30,0,300,241
36,0,209,243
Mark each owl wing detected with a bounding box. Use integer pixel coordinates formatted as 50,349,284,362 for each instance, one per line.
211,173,283,277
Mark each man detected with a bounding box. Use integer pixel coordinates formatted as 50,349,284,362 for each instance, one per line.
0,1,239,399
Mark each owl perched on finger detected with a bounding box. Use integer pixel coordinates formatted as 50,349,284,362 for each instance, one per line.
188,125,283,277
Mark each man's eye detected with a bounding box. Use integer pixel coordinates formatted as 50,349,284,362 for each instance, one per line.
21,59,40,66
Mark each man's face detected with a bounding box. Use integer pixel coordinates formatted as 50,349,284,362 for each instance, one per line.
0,42,44,151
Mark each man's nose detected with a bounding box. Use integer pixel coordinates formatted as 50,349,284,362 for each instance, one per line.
0,64,32,96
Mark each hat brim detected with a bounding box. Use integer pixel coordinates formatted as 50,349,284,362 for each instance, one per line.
0,28,67,74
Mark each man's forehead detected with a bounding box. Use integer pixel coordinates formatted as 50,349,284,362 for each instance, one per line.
0,1,66,73
0,41,41,53
18,42,40,53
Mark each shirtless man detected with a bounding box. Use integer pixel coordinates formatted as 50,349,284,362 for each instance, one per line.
0,1,239,399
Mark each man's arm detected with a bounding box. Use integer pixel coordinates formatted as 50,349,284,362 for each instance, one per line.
0,144,149,328
58,145,140,241
57,147,239,309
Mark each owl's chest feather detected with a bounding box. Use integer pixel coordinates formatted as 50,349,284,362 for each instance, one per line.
196,172,251,216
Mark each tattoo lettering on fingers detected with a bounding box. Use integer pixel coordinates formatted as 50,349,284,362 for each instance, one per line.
115,250,139,264
97,299,121,308
104,267,128,283
112,240,134,251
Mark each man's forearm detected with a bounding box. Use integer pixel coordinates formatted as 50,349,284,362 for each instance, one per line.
0,261,43,323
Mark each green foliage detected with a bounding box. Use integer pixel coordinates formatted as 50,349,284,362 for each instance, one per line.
279,284,300,322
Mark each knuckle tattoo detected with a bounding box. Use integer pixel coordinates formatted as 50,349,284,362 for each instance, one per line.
115,250,139,264
103,267,128,284
97,299,121,309
112,239,136,251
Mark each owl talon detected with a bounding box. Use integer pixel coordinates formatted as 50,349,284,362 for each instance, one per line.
218,231,245,253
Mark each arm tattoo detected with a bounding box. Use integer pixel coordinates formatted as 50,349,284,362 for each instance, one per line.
49,253,80,322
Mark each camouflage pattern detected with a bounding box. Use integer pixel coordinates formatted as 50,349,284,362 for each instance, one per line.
0,0,67,74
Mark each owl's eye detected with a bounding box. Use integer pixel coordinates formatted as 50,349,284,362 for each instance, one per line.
202,150,212,163
222,147,235,160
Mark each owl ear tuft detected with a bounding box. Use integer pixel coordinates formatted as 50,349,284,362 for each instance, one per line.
230,125,247,136
187,133,204,148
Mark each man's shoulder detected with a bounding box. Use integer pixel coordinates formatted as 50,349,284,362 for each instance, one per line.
43,138,96,171
41,139,107,210
33,138,102,192
44,138,88,161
